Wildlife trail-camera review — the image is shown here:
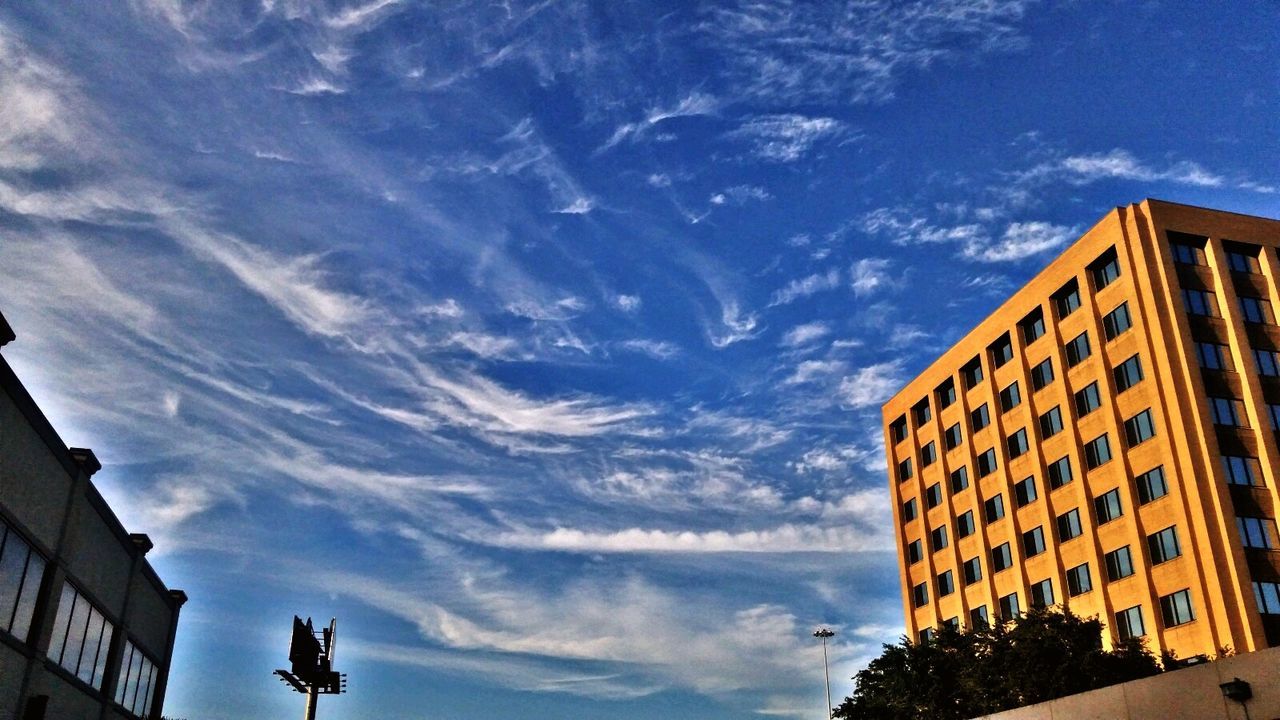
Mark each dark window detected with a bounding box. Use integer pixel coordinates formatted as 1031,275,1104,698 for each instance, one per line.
1116,605,1144,639
1047,456,1073,489
1147,526,1181,564
1227,246,1262,274
1237,517,1279,549
1114,354,1144,392
1241,296,1275,325
1222,455,1260,486
898,458,913,482
1103,302,1132,340
1090,249,1121,289
1065,331,1091,367
1054,281,1082,318
115,640,160,717
1255,582,1280,615
0,519,47,644
977,448,998,477
937,379,957,409
1085,434,1112,469
1160,589,1195,627
991,542,1012,572
1014,476,1038,507
945,423,963,449
970,605,990,628
921,441,938,467
1056,508,1083,541
926,483,943,508
956,511,976,539
938,570,955,597
1124,409,1156,447
1171,241,1206,266
1074,382,1102,416
919,627,934,643
902,498,918,522
971,403,991,431
1021,309,1046,344
1105,546,1135,581
913,582,929,608
999,382,1021,412
1271,403,1280,429
1039,406,1064,438
1182,288,1219,317
890,416,908,443
962,357,985,388
984,494,1006,523
1030,358,1054,390
1022,526,1046,557
913,399,932,425
990,333,1014,368
1254,348,1280,377
1007,428,1029,459
48,582,115,690
999,592,1021,621
950,466,969,493
1030,579,1054,608
1210,397,1245,427
1172,229,1208,263
1095,489,1123,524
1066,563,1092,596
907,539,923,564
930,525,949,552
1136,466,1168,504
963,557,983,585
1196,342,1231,371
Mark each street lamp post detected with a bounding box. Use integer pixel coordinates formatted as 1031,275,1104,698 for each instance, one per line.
813,628,835,719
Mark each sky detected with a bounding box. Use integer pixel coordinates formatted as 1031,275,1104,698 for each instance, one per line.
0,1,1277,718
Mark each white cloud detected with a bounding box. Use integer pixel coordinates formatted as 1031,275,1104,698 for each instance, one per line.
646,173,672,187
613,294,642,313
965,221,1076,263
768,268,841,307
600,92,719,150
617,339,679,360
707,300,760,348
850,258,892,297
838,361,903,409
710,185,772,206
783,359,847,385
494,524,884,553
505,296,588,321
447,332,520,359
728,114,845,162
780,321,831,348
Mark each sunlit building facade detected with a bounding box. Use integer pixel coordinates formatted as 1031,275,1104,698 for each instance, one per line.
0,310,187,719
883,200,1280,660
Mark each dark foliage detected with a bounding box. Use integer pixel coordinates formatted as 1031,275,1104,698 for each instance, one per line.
833,607,1162,720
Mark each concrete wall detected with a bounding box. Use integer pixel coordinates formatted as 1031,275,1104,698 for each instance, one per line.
975,644,1280,720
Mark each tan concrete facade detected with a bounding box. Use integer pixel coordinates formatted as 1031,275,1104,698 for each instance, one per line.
883,200,1280,660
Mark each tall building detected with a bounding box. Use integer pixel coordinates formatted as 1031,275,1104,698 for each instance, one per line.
0,309,186,720
882,199,1280,660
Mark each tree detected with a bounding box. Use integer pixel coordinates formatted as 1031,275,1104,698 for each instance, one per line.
833,607,1162,720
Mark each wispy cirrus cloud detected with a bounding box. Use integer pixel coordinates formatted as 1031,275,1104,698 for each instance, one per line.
727,114,846,162
703,0,1035,103
768,268,842,306
838,361,904,409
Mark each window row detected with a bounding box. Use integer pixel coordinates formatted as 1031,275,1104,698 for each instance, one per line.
890,248,1125,445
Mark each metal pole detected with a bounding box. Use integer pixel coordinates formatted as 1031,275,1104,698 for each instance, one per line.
813,628,835,718
304,685,318,720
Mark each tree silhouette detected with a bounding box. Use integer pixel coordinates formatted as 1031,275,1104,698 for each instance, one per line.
834,607,1162,720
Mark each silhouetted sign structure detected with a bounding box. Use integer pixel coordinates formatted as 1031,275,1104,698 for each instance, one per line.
275,616,346,719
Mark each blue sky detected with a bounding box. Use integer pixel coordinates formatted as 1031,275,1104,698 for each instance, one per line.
0,1,1277,718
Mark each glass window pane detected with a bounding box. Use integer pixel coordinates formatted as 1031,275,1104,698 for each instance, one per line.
0,528,27,631
62,592,92,675
10,551,45,642
116,642,135,705
48,583,77,663
92,617,113,689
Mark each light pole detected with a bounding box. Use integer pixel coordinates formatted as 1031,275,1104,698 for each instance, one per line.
813,628,835,719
